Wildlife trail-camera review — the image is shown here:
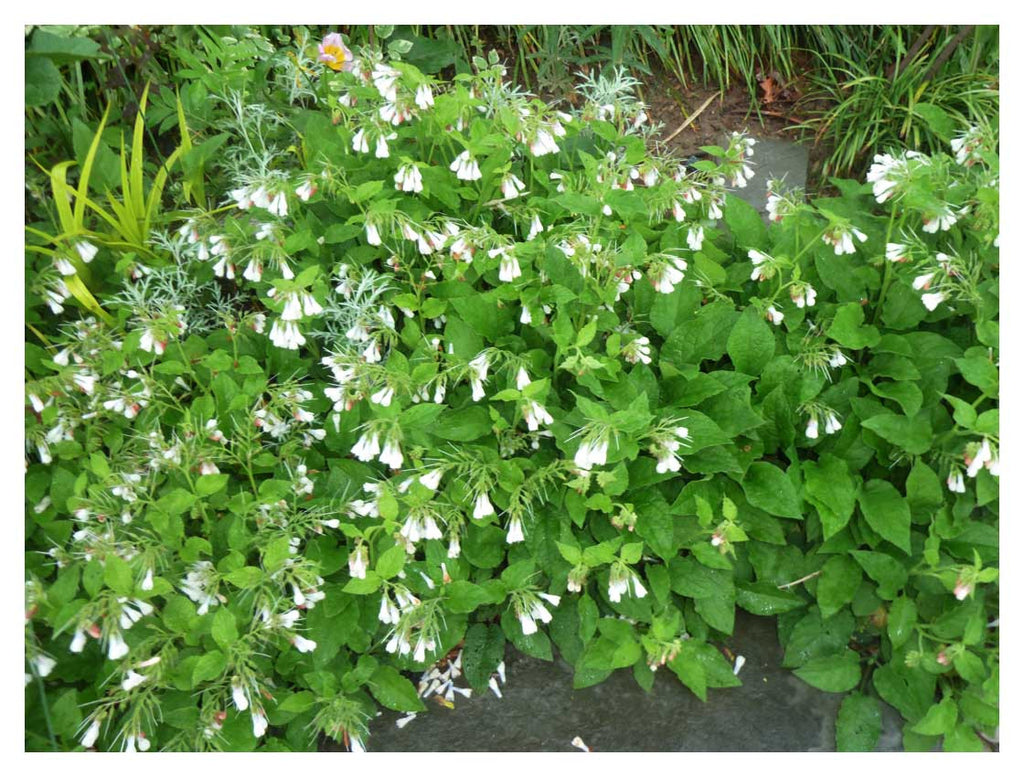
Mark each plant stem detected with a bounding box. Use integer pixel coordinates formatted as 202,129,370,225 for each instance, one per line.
871,209,902,325
34,670,59,751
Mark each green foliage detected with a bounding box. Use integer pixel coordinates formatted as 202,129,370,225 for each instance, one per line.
23,25,999,754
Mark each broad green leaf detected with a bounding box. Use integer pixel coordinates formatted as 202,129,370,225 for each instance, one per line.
210,609,238,649
103,556,134,596
669,647,707,701
857,480,912,553
694,590,735,635
668,557,733,599
782,608,856,668
860,412,932,455
461,623,505,691
368,665,426,712
723,193,768,248
849,550,908,599
943,723,985,752
444,580,495,613
375,545,407,580
906,461,943,509
873,661,936,721
741,462,802,519
342,572,382,594
870,381,923,417
224,567,263,589
802,454,856,538
911,698,958,736
828,303,881,349
195,474,229,496
25,55,62,107
727,307,775,376
955,354,998,397
192,650,227,685
816,555,862,618
277,691,316,714
736,581,806,615
794,650,861,693
157,488,196,516
836,693,882,751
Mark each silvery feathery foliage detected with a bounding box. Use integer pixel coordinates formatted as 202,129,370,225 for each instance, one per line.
574,66,657,137
306,264,395,351
575,65,643,105
472,61,534,118
267,29,321,105
213,91,292,181
112,257,244,336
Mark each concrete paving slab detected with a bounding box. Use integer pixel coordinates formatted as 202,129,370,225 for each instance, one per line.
351,611,903,752
727,136,809,219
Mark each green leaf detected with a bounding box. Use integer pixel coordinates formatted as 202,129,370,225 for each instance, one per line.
802,454,856,539
870,381,923,417
668,557,733,599
461,623,505,691
836,693,882,751
736,581,806,615
195,474,229,496
727,306,775,376
669,645,707,701
849,550,908,599
368,665,426,712
873,661,936,721
857,480,912,553
375,545,407,580
634,501,678,560
578,594,599,643
913,102,955,140
433,406,492,441
954,651,988,686
660,301,738,366
794,649,862,692
49,689,83,739
350,179,385,203
694,590,735,634
954,354,998,397
911,698,958,736
342,571,382,594
943,723,985,752
782,608,855,668
277,691,316,714
192,650,227,685
157,488,196,516
906,461,943,509
828,303,880,349
724,192,768,248
445,580,495,613
741,462,802,519
887,597,917,649
943,393,977,428
224,567,263,589
103,555,134,595
211,609,238,649
556,542,582,565
28,30,104,63
816,555,862,618
25,55,62,107
860,411,932,455
162,595,197,634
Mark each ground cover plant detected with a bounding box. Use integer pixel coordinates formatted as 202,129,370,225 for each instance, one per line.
24,26,998,753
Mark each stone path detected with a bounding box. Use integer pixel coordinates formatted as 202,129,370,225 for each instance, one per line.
359,611,903,752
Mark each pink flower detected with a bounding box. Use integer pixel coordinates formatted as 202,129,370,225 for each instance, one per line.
318,33,355,72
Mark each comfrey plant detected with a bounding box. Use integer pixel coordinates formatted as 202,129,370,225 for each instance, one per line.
25,29,997,753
